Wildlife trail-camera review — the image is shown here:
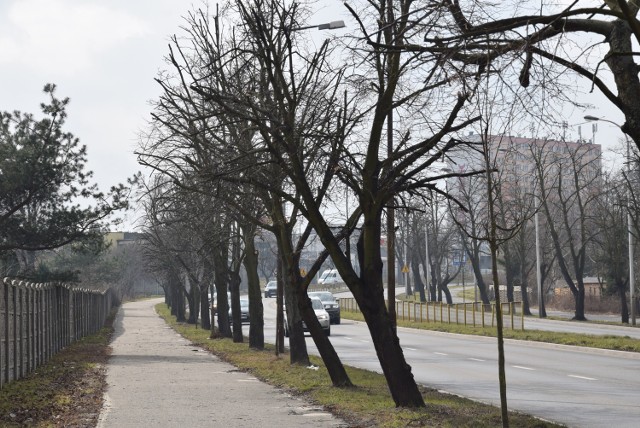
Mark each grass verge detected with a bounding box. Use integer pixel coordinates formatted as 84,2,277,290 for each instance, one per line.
0,309,116,427
343,310,640,352
156,303,561,427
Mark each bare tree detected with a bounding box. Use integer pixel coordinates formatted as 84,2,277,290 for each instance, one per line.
593,171,631,322
532,140,602,320
137,4,355,384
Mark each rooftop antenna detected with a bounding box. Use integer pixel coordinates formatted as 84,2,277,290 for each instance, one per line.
578,125,582,143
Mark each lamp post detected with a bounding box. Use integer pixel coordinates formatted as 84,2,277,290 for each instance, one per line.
584,115,635,325
535,196,544,317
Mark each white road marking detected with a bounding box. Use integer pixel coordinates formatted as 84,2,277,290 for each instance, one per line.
469,358,485,362
513,365,535,371
344,337,353,340
405,347,417,351
434,352,448,356
568,374,597,381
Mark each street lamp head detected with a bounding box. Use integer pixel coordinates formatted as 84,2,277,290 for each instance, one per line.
584,115,600,121
318,20,346,30
288,20,346,32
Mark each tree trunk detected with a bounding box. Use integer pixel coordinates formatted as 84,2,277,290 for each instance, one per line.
354,224,425,407
243,225,264,350
520,281,531,316
229,269,243,343
212,247,232,338
358,281,424,407
468,252,491,304
283,272,310,365
175,285,186,322
296,289,352,387
411,251,426,302
199,286,211,330
428,266,437,301
187,283,198,324
573,284,587,321
440,282,453,305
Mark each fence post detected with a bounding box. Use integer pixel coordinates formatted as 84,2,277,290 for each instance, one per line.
11,281,17,382
68,286,75,343
510,302,514,330
0,278,6,388
492,304,496,328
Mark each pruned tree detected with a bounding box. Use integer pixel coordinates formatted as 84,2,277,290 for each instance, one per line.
137,3,353,383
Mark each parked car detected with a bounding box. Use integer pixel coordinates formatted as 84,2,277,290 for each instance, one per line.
229,297,250,322
318,269,343,285
264,280,277,298
308,291,340,324
284,296,330,336
211,291,231,312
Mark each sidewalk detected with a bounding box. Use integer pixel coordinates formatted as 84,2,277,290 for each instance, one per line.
97,298,348,428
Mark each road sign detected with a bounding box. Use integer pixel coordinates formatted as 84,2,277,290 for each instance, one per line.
300,268,307,277
401,264,409,273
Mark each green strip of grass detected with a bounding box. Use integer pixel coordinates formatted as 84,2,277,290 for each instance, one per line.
343,310,640,352
156,303,561,427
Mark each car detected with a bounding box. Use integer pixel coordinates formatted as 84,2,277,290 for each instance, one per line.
264,280,277,298
229,297,250,322
308,291,340,324
284,296,330,337
211,291,231,312
318,269,343,285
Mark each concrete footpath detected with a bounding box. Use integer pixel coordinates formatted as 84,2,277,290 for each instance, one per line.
97,298,348,428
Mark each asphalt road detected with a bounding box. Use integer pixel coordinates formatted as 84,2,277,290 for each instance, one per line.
261,296,640,428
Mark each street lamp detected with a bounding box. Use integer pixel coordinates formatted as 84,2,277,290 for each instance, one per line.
535,195,544,318
289,20,346,31
584,115,636,325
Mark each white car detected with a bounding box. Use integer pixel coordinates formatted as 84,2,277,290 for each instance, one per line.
284,296,331,336
264,280,277,298
317,269,343,285
308,291,340,324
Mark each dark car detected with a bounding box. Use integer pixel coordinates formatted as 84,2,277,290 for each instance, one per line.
308,291,340,324
264,280,277,298
229,297,250,322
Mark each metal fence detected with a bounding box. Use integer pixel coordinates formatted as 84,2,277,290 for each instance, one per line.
0,278,114,389
339,298,525,330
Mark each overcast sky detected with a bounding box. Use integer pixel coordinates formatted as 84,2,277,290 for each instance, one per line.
0,0,628,230
0,0,189,228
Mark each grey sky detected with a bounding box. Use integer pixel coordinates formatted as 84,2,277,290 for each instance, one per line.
0,0,187,228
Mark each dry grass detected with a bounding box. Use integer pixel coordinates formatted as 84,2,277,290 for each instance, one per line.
0,310,115,427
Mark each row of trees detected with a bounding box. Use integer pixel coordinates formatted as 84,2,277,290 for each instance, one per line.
397,136,638,324
135,1,640,424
